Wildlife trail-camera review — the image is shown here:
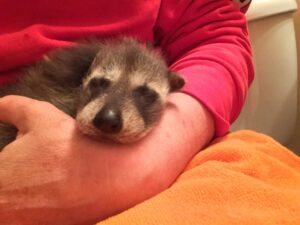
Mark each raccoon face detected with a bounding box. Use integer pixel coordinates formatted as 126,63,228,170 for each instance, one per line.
76,39,184,143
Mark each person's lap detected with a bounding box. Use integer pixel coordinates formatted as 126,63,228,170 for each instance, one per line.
98,130,300,225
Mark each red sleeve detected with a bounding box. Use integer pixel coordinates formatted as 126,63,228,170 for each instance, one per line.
154,0,254,137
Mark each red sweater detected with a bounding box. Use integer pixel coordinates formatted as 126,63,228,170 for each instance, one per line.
0,0,253,137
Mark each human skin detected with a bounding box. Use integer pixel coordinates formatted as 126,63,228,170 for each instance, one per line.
0,92,214,225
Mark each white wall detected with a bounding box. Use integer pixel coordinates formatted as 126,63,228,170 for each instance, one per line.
288,0,300,155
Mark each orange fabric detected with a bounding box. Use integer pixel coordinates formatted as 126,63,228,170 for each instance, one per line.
98,130,300,225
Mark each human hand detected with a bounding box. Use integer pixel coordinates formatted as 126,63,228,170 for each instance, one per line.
0,96,109,224
0,93,214,225
0,95,139,224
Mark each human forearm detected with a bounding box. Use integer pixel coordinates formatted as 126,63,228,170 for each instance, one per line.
155,0,254,137
0,93,214,225
62,92,215,223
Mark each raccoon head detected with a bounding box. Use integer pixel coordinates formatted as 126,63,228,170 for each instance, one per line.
76,39,185,143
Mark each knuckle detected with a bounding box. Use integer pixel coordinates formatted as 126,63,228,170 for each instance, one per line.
0,95,22,105
0,95,34,112
0,95,34,106
0,95,47,117
0,95,72,127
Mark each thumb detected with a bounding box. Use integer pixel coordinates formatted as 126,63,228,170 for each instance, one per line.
0,95,63,132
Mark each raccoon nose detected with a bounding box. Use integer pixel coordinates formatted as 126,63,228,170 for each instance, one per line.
93,107,122,134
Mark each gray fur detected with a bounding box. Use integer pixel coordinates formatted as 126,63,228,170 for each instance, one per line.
0,38,184,150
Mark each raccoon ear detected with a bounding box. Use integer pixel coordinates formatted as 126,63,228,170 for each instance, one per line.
168,71,185,92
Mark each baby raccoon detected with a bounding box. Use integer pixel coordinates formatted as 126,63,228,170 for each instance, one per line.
0,38,185,150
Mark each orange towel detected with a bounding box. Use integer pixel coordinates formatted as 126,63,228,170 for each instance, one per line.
98,130,300,225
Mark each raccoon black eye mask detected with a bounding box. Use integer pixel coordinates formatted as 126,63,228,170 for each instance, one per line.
0,38,185,149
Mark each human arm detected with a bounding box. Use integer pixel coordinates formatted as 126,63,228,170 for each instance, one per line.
0,93,214,225
155,0,254,136
0,0,253,224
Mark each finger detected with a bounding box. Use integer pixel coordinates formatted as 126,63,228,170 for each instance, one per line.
0,95,49,132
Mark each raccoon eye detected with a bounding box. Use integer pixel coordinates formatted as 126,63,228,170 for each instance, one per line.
133,85,158,105
89,77,111,90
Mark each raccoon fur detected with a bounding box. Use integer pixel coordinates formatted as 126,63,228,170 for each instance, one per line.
0,38,185,150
